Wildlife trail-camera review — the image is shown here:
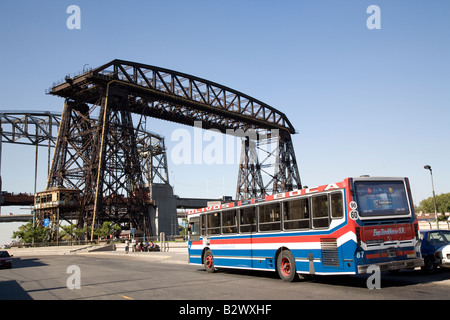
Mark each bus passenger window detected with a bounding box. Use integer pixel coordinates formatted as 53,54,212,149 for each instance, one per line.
190,220,200,235
312,195,329,228
207,212,221,235
189,217,200,241
331,193,343,219
240,206,256,233
259,203,281,231
283,198,310,230
222,210,237,234
201,215,207,236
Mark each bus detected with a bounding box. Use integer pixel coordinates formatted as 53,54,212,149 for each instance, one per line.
187,176,423,281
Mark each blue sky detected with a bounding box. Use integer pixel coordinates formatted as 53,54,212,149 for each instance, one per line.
0,1,449,243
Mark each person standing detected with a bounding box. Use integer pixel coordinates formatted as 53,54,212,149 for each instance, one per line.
125,239,130,254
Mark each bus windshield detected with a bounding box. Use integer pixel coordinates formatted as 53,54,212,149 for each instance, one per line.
354,180,410,218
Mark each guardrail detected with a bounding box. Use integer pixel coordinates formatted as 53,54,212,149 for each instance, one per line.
418,219,450,230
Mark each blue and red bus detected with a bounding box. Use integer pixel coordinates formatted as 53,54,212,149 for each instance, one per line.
187,176,423,281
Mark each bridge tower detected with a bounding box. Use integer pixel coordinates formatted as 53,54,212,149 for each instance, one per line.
47,94,153,239
236,131,300,200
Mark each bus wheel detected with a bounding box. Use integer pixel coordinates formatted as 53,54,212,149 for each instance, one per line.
204,249,216,273
277,250,298,282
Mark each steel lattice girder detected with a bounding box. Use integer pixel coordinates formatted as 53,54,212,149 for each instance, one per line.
48,59,296,135
48,60,301,204
0,111,60,147
47,98,154,236
0,109,170,237
235,133,301,200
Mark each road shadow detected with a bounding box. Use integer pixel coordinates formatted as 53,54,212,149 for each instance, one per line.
0,280,33,300
10,257,48,269
301,268,450,288
199,267,281,280
199,267,450,288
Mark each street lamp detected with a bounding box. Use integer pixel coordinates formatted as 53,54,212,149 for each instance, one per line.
424,165,439,229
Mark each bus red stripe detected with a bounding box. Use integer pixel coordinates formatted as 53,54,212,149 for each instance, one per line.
209,227,352,245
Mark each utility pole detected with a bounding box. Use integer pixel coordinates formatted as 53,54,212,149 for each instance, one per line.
424,165,439,229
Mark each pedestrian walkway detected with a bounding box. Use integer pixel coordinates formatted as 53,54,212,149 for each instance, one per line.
6,242,190,265
7,245,88,256
87,243,189,264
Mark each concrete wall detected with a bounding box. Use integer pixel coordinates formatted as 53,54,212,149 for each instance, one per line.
149,184,178,237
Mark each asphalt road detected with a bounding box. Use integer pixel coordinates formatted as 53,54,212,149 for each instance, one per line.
1,252,449,302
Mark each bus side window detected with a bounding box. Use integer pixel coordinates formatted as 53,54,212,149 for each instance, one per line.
222,210,237,234
259,202,281,231
207,212,221,235
189,217,200,241
240,206,256,233
312,195,329,228
283,198,310,230
330,192,344,219
201,215,207,236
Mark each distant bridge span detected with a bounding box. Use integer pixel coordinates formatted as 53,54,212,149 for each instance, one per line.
0,197,221,223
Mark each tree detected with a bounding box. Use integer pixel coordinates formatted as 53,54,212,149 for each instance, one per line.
94,221,121,239
12,221,50,244
416,192,450,217
60,224,87,242
179,217,188,236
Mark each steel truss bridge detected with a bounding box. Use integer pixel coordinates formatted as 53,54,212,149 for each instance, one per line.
0,111,169,190
0,111,170,232
1,59,301,239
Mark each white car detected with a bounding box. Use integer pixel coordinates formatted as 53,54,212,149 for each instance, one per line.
435,244,450,269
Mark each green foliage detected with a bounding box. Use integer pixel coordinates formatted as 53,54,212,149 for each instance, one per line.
12,221,121,244
59,224,87,240
416,192,450,215
59,221,120,240
93,221,121,238
179,217,187,235
12,221,50,243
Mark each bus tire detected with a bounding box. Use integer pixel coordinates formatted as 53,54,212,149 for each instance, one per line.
277,250,298,282
204,249,216,273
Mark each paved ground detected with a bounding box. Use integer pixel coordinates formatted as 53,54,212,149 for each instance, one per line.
3,249,450,302
3,243,450,302
5,242,189,269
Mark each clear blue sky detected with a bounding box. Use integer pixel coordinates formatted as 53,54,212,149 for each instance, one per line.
0,1,449,243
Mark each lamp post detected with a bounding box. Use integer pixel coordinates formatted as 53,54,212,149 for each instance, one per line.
424,165,439,229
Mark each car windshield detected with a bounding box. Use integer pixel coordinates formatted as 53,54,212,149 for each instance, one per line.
443,231,450,242
427,231,450,246
354,180,410,218
0,251,10,257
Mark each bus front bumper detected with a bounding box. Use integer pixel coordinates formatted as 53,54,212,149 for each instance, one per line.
357,258,424,274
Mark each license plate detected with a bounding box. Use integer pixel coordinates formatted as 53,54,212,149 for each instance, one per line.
387,249,396,258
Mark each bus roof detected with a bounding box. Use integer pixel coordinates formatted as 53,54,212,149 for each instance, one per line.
187,180,347,215
187,176,408,215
